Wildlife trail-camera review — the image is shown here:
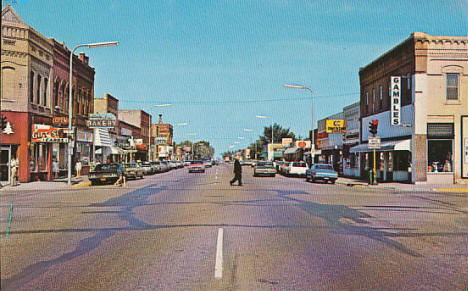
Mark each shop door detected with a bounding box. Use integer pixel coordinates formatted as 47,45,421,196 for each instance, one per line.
0,146,11,183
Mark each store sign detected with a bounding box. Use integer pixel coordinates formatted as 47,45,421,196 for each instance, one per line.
76,130,93,143
87,113,117,128
282,138,293,146
52,116,68,126
391,76,401,125
296,140,311,148
120,127,132,137
465,138,468,164
31,124,68,143
155,136,167,145
368,136,381,149
184,146,191,152
326,119,347,133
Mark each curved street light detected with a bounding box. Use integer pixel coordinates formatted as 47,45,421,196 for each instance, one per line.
284,83,315,161
68,41,118,185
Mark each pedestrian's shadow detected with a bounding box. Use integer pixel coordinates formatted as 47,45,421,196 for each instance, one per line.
273,189,422,257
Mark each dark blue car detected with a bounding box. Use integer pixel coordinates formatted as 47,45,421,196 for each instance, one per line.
306,163,338,184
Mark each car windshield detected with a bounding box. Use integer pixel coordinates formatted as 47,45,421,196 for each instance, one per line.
94,164,119,171
257,162,273,167
316,164,334,170
292,162,306,167
191,160,203,164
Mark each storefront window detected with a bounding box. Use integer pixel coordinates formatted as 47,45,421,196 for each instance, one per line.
30,143,49,172
394,151,410,171
428,140,452,172
427,123,454,173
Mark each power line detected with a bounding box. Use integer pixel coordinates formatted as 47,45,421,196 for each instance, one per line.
118,92,359,105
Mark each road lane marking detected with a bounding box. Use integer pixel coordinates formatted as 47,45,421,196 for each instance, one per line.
215,228,224,279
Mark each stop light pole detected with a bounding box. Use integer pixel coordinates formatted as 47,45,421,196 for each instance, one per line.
369,120,379,185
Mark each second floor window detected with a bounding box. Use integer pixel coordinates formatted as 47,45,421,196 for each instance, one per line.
447,73,458,100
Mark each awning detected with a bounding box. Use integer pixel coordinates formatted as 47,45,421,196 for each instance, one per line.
110,146,124,155
284,147,298,155
350,139,411,153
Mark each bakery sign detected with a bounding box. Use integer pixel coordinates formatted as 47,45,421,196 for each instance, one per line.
87,113,117,128
31,124,68,143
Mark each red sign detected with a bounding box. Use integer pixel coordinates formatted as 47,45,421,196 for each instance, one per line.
297,141,306,148
31,124,68,143
52,116,68,126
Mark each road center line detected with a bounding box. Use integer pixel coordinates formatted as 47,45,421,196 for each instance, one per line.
214,228,224,279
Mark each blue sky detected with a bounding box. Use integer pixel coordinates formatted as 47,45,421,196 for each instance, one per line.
6,0,467,156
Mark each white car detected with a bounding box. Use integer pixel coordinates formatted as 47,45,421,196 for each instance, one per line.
286,161,308,177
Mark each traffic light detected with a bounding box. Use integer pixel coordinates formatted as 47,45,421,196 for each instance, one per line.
0,115,7,130
369,119,378,136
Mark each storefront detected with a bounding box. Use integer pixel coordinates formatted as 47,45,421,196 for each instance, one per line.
75,129,93,175
351,139,411,183
30,124,68,181
426,123,455,184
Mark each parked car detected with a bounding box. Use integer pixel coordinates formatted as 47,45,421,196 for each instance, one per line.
88,163,123,185
279,162,290,174
123,163,144,179
286,161,308,177
253,161,276,177
188,160,205,173
306,163,338,184
140,161,154,175
160,161,170,172
203,159,212,168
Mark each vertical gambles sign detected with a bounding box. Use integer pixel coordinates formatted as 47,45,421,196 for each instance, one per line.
391,76,401,125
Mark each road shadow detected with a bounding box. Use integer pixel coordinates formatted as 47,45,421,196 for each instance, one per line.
272,189,423,257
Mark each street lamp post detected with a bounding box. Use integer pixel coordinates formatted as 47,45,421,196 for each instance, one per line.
284,84,315,163
67,41,118,186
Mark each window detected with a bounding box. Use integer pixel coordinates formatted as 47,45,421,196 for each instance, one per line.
36,75,41,104
379,85,383,109
54,81,59,108
427,123,454,173
366,92,369,114
43,78,48,106
29,71,34,102
447,74,458,100
372,88,375,113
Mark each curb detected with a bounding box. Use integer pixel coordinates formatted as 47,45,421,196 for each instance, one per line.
72,181,91,188
433,188,468,193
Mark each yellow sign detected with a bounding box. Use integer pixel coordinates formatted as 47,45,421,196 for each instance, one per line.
326,120,347,133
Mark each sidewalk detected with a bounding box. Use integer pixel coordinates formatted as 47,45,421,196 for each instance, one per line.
0,176,90,192
336,177,468,193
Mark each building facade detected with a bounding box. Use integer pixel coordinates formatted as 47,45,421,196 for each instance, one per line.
355,32,468,184
1,5,54,183
342,102,361,178
118,109,151,161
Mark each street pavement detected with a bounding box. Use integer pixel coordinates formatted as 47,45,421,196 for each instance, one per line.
1,164,467,290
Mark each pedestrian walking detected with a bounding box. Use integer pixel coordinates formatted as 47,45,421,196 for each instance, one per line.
52,159,59,179
114,162,126,187
75,160,82,178
230,156,242,186
10,156,18,186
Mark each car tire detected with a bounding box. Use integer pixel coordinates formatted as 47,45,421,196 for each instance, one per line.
330,180,336,184
272,174,276,177
305,175,309,182
90,179,97,186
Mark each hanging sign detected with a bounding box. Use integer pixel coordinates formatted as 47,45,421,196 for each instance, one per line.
87,113,117,128
31,124,68,143
326,119,347,133
391,76,401,125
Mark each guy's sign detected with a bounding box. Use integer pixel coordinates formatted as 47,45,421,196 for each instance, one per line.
391,76,401,125
31,124,68,143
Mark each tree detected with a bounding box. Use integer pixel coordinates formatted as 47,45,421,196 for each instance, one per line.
193,140,214,159
259,123,296,146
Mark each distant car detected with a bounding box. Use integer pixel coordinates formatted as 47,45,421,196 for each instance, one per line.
253,161,276,177
189,160,205,173
88,163,123,185
203,160,212,168
286,161,308,177
123,163,144,179
306,163,338,184
140,161,154,175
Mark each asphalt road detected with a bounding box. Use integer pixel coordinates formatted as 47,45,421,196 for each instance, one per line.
1,164,467,290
